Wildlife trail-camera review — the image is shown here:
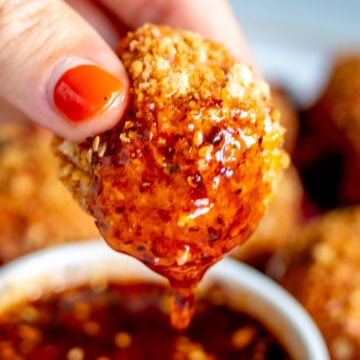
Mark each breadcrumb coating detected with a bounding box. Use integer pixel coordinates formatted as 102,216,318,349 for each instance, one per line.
53,24,287,287
270,85,299,154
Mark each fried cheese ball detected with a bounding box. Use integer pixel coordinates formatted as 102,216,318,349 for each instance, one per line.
53,24,287,290
294,55,360,209
278,207,360,360
0,121,99,264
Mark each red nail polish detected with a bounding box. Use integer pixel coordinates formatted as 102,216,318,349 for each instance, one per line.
53,64,122,122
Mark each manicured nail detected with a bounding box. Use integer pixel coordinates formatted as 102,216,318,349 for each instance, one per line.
53,64,123,123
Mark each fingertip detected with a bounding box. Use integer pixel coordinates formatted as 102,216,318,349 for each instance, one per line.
0,0,130,142
45,58,129,141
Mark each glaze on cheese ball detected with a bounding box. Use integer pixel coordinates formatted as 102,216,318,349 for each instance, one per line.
53,24,287,287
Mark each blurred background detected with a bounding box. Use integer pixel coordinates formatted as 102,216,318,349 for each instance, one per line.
230,0,360,46
229,0,360,105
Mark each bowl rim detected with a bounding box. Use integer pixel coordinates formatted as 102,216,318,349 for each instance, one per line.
0,240,329,360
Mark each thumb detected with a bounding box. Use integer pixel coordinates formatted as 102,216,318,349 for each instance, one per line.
0,0,129,141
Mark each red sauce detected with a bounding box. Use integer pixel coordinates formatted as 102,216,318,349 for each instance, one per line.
0,282,291,360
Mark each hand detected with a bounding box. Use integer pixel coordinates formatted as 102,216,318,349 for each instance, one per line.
0,0,256,141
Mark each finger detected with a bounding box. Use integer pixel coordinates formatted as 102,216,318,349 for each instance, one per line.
99,0,258,72
0,0,129,141
66,0,128,49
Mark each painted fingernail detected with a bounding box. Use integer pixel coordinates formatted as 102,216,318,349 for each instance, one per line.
53,64,123,122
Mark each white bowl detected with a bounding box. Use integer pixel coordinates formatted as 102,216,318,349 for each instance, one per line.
0,240,329,360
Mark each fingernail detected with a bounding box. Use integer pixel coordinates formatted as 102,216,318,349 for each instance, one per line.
53,64,123,123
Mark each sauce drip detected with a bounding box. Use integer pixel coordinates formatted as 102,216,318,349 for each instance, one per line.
171,286,196,330
53,24,286,330
89,131,266,330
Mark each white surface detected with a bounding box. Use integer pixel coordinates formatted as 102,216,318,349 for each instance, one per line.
230,0,360,43
229,0,360,106
0,240,329,360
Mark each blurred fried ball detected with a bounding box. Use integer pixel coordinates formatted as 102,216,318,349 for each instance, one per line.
0,121,99,264
270,85,299,154
231,165,303,270
294,55,360,210
277,206,360,360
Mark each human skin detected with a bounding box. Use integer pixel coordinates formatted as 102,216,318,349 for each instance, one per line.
0,0,257,141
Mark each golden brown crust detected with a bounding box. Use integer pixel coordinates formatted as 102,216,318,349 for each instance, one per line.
0,122,99,264
278,206,360,360
53,24,287,285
